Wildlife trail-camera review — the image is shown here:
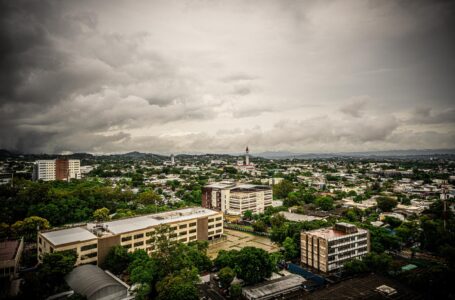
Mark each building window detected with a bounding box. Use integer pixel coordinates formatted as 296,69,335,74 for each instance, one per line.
189,236,197,241
123,244,132,249
134,233,144,239
122,236,132,242
81,252,97,260
81,243,97,251
179,224,187,229
146,231,155,236
39,237,42,244
216,217,222,221
134,241,144,247
189,229,196,233
189,222,196,227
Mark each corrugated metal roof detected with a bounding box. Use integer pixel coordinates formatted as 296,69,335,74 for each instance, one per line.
65,265,126,300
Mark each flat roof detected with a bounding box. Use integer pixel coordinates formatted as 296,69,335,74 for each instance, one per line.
279,212,323,222
0,240,20,261
41,227,97,246
40,208,220,245
205,183,234,189
305,226,367,240
103,207,219,235
243,274,305,299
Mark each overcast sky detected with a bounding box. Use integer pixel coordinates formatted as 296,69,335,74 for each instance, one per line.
1,0,454,154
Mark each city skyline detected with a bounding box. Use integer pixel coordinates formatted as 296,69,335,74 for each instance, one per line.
1,0,454,154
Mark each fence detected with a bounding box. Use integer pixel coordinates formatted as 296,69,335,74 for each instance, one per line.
287,263,326,286
223,222,270,237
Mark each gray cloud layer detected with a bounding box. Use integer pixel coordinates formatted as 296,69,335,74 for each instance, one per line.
0,0,454,154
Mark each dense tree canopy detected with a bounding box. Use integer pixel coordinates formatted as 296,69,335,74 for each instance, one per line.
376,197,398,212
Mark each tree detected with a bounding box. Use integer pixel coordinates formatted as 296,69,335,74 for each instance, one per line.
270,213,286,228
156,267,199,300
273,180,294,199
383,216,402,228
214,250,239,269
40,250,78,282
229,283,242,299
137,190,163,205
283,237,298,260
101,245,130,274
376,197,398,212
243,210,253,220
218,267,235,288
12,216,50,242
315,196,334,211
93,207,110,221
0,222,11,239
252,220,268,232
235,247,274,284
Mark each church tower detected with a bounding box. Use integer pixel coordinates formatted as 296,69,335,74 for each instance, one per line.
245,146,250,165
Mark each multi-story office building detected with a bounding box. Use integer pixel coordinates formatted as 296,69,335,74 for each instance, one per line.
33,160,56,181
202,182,272,215
33,159,81,181
301,223,370,273
37,207,223,266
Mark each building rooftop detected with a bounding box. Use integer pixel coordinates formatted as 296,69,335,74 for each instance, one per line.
279,212,323,222
40,207,220,245
65,264,128,300
242,274,305,299
41,227,97,246
103,207,219,235
231,184,271,192
305,223,367,240
205,182,235,189
0,240,21,261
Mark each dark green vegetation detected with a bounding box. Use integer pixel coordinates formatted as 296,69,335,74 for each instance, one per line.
103,225,212,300
340,201,455,299
0,177,205,241
19,250,78,299
214,247,275,285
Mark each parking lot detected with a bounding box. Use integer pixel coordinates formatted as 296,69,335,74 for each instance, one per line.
207,229,280,259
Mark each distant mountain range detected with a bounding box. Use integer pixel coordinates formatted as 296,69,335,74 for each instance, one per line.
256,149,455,159
1,148,454,160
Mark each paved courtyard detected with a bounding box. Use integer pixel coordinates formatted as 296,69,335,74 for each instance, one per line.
207,229,280,259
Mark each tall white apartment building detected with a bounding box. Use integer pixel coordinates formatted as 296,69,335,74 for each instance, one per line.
33,160,56,181
202,182,273,215
37,207,223,266
32,159,81,181
301,223,370,273
67,160,81,180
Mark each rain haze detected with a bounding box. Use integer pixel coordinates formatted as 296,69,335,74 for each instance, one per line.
1,0,454,154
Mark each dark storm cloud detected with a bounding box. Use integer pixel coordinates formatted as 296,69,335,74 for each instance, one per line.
0,0,454,153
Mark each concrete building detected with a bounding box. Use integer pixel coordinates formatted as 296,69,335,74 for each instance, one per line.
33,160,56,181
32,159,81,181
301,223,370,273
37,207,223,266
242,274,306,300
0,238,24,279
202,182,272,215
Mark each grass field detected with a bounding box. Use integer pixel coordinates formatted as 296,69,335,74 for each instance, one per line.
207,229,279,259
